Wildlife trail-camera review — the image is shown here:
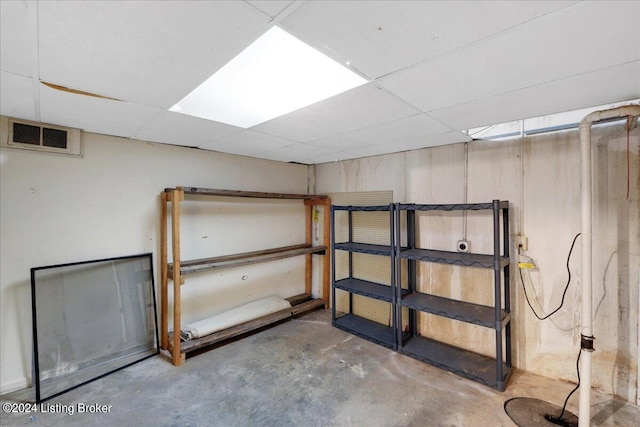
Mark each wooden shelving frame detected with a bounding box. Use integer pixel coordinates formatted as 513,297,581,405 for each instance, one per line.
160,186,330,365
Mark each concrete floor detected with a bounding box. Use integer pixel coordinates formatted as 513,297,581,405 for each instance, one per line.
1,310,639,427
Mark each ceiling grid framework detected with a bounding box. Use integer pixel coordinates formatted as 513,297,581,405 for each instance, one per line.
1,0,638,164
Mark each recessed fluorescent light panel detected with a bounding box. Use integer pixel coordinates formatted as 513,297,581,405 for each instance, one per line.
170,26,367,128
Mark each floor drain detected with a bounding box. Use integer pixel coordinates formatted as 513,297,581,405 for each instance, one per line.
504,397,578,427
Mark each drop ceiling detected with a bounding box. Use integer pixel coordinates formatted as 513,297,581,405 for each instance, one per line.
1,1,638,164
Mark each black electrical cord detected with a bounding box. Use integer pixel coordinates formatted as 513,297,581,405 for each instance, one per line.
519,232,582,424
520,233,581,320
545,349,581,424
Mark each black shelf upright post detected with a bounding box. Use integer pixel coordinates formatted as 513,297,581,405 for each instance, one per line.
407,208,417,336
347,209,353,315
331,205,339,326
502,201,512,374
389,203,397,350
492,200,504,387
395,203,402,348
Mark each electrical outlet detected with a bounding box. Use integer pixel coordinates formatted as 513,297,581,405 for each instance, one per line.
456,239,471,253
516,235,528,251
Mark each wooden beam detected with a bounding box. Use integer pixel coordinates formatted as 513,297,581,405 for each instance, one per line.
305,204,312,296
178,244,309,267
166,271,186,285
304,198,331,206
171,188,184,366
286,293,312,306
290,298,326,317
170,244,326,276
168,187,328,200
322,200,331,308
160,191,168,350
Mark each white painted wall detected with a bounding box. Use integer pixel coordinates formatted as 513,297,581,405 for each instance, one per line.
316,121,640,402
2,118,637,402
0,127,311,393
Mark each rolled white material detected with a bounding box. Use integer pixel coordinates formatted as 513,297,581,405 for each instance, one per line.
180,296,291,341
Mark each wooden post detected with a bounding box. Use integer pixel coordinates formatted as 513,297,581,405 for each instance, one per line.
322,199,331,308
305,198,331,308
171,188,185,365
160,191,168,350
305,204,313,296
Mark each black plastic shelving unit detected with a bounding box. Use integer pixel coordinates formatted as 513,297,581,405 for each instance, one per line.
395,200,512,391
331,204,398,350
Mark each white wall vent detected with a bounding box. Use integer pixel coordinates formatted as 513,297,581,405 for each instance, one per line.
0,117,82,156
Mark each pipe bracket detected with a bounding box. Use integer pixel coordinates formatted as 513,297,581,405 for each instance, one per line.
581,334,595,352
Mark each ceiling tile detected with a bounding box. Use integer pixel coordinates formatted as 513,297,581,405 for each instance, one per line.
429,61,640,130
343,131,470,159
379,1,640,112
282,1,575,79
39,84,163,138
252,83,419,142
132,111,242,148
318,151,370,163
199,130,294,156
37,1,270,108
0,72,36,121
245,1,294,18
255,142,336,164
304,151,350,165
0,1,33,77
308,113,454,151
3,1,638,164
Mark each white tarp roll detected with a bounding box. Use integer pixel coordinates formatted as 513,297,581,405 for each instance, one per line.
180,296,292,341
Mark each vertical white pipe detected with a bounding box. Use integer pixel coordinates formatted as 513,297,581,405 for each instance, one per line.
578,122,592,427
463,141,469,239
577,104,639,426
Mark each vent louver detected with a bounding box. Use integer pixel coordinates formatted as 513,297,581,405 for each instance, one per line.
1,117,81,156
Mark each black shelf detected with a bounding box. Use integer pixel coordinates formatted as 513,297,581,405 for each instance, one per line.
400,292,509,328
331,204,398,350
330,201,512,389
400,335,510,391
333,314,395,349
398,248,509,269
333,205,392,211
334,242,393,256
397,201,509,211
395,200,512,391
335,278,409,302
